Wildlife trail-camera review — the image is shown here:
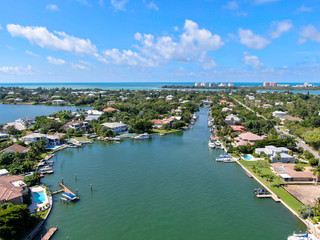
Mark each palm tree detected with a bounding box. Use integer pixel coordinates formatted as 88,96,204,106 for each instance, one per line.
312,166,320,185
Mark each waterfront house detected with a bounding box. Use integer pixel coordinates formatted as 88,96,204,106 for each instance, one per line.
225,114,240,125
271,164,315,182
107,101,116,105
52,99,65,105
166,95,174,101
21,133,61,146
151,118,175,128
0,175,28,205
234,132,266,146
14,98,23,103
15,117,35,128
0,144,28,154
65,120,89,131
85,110,103,121
222,107,231,112
255,145,294,163
101,122,128,134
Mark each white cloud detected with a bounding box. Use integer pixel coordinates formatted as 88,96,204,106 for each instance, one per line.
46,4,59,11
47,56,66,65
297,5,312,13
254,0,280,4
7,24,99,57
26,50,39,57
238,28,270,49
225,1,238,10
0,65,34,75
299,25,320,44
102,20,224,69
110,0,128,11
146,2,159,11
270,20,292,39
71,63,89,70
237,11,248,16
0,24,3,30
242,52,264,69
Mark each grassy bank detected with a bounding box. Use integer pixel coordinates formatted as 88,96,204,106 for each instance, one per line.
239,160,304,213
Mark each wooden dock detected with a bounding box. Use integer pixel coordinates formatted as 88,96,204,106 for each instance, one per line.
51,183,79,199
256,194,280,202
41,227,58,240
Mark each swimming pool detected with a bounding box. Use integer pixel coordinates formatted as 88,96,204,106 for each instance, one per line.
34,191,46,203
243,155,252,160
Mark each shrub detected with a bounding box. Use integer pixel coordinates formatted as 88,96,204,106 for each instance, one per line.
294,164,305,171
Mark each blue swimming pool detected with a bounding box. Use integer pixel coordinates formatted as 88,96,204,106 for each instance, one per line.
243,155,252,160
34,191,46,203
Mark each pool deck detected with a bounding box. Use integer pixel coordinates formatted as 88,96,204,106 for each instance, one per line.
29,186,49,213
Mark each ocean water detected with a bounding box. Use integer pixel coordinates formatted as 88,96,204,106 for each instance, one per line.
36,108,305,240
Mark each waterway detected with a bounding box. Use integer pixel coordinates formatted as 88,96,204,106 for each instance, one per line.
38,108,305,240
0,104,91,124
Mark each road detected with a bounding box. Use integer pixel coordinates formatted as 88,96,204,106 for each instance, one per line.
233,97,320,159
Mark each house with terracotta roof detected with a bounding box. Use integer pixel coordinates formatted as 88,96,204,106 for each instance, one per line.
234,132,266,146
103,107,120,112
107,101,116,105
0,144,28,154
151,118,175,128
0,175,28,205
230,125,245,132
271,164,315,182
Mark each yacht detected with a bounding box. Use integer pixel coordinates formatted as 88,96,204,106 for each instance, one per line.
133,133,150,139
208,141,215,148
109,136,121,141
215,141,223,149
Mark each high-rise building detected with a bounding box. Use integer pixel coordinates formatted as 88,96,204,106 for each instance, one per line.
228,83,234,87
219,83,227,87
195,83,200,87
263,82,277,87
201,82,208,87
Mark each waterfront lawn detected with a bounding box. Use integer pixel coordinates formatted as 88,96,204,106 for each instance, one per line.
73,136,90,142
239,160,304,213
151,129,182,135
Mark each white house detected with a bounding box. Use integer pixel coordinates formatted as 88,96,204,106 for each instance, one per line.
21,133,60,146
272,111,287,118
255,145,294,163
52,99,65,105
225,114,240,125
85,110,103,121
101,122,128,134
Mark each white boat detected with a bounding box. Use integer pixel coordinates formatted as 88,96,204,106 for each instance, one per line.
288,232,318,240
109,136,121,141
215,141,223,149
159,133,165,136
216,154,235,162
208,141,215,148
133,133,150,139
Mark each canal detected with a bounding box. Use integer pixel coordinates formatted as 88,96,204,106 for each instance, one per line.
38,108,305,239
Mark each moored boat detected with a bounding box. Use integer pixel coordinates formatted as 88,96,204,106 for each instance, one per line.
287,232,318,240
133,133,150,139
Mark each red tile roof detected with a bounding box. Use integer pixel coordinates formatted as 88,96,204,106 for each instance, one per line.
0,144,28,154
230,125,245,131
103,107,120,112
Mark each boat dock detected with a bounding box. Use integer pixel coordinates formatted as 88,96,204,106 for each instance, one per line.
256,194,280,202
52,183,79,200
41,227,58,240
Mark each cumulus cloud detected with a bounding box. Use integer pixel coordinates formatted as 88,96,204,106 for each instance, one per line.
225,1,238,10
102,19,224,69
71,63,89,70
254,0,280,4
46,56,66,65
7,24,99,57
111,0,128,11
146,2,159,11
0,65,34,75
238,28,270,49
242,52,264,69
46,4,59,11
270,20,292,39
299,25,320,44
297,5,312,13
26,50,39,57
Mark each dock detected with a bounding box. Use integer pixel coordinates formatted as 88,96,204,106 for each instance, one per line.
41,227,58,240
51,183,79,200
256,194,280,202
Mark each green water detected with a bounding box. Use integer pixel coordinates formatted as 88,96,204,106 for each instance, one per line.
38,108,305,240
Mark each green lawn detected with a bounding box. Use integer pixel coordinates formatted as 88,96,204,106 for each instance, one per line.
151,129,182,134
239,160,304,213
73,136,90,142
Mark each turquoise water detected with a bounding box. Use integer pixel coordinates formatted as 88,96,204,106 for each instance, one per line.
34,191,46,203
0,104,91,124
243,155,252,160
36,108,306,240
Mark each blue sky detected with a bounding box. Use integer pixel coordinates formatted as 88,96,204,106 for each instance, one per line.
0,0,320,83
